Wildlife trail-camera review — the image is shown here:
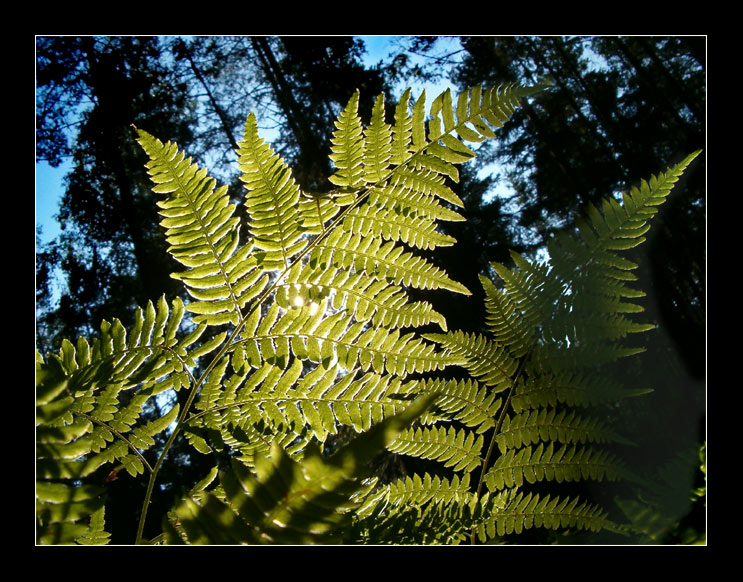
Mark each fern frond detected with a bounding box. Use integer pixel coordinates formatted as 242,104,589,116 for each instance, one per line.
43,81,700,545
275,261,448,331
36,359,108,544
496,408,635,454
310,227,471,295
471,491,616,542
164,395,437,544
347,474,477,543
510,371,652,413
579,151,701,252
548,151,703,313
385,472,472,508
364,93,393,184
489,252,565,331
137,128,269,326
389,425,484,473
343,201,458,251
36,294,199,543
349,494,475,544
425,331,518,392
238,112,309,272
480,274,536,358
420,83,552,180
367,172,466,223
74,507,112,545
189,355,424,461
37,297,190,479
36,354,108,544
417,377,503,434
386,88,411,166
484,442,626,492
329,90,366,190
234,301,451,377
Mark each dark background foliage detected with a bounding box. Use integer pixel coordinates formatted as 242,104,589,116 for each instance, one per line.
35,35,705,544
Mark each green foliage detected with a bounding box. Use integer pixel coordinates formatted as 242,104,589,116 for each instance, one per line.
35,80,701,544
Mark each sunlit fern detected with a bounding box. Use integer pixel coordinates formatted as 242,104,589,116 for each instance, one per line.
35,79,699,544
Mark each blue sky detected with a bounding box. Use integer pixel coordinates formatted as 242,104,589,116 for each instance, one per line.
36,161,67,245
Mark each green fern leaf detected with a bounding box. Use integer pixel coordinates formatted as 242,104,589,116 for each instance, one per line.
137,129,269,325
343,201,459,251
36,355,108,543
391,87,413,165
165,394,438,544
385,473,472,508
411,89,428,150
471,491,617,541
510,371,651,413
484,442,626,491
74,507,112,545
389,425,484,473
310,227,470,295
276,261,448,331
238,112,309,271
496,408,635,454
329,90,366,190
416,377,502,434
241,301,452,377
425,331,518,392
364,93,393,183
40,81,698,545
36,294,194,542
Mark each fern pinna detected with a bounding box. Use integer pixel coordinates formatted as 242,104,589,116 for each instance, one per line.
421,150,701,543
35,79,699,544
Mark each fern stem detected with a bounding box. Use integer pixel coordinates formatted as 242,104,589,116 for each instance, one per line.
134,319,247,544
469,355,527,544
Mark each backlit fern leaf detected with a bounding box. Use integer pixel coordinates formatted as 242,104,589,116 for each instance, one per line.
470,491,618,542
36,297,190,543
363,93,393,184
414,377,502,434
496,407,635,454
329,90,366,190
484,442,627,491
275,261,448,331
424,331,518,392
238,112,308,271
385,473,472,508
388,425,484,473
424,150,700,543
231,300,452,378
540,151,703,366
137,129,269,326
390,88,413,165
309,226,470,295
163,395,437,544
349,494,476,545
342,200,458,251
192,362,415,452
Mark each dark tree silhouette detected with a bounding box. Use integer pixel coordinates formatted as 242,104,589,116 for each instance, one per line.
36,36,197,352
